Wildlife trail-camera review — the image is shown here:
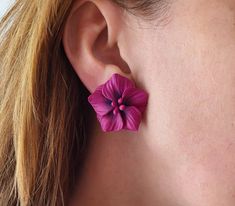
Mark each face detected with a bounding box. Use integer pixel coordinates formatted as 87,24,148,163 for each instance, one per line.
118,0,235,205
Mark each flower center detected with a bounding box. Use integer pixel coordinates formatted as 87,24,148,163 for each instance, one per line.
111,98,126,115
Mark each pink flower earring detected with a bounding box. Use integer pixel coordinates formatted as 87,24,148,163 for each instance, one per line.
88,73,148,132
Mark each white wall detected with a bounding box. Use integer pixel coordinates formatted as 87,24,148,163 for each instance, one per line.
0,0,14,19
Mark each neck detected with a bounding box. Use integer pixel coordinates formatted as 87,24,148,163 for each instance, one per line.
69,119,178,206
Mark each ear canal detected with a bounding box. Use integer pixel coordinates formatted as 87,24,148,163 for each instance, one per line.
93,26,131,74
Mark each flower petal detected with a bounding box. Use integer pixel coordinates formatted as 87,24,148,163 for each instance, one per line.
123,106,142,131
98,112,124,132
102,74,135,101
122,88,148,112
88,85,113,116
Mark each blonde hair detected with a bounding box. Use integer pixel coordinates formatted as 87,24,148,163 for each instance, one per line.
0,0,89,205
0,0,165,205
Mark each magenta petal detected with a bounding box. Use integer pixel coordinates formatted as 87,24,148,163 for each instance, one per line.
102,74,135,101
123,106,142,131
98,112,124,132
122,88,148,113
88,85,113,116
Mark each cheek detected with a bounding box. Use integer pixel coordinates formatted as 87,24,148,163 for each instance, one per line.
143,0,235,158
145,49,235,204
146,49,235,203
153,9,235,205
120,1,235,204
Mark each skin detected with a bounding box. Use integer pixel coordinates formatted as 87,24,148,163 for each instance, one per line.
64,0,235,205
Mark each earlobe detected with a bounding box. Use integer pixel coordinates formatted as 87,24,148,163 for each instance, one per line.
62,0,130,93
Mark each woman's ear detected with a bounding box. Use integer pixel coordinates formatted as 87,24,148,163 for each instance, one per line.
62,0,131,92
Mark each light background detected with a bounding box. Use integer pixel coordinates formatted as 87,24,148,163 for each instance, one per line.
0,0,14,19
